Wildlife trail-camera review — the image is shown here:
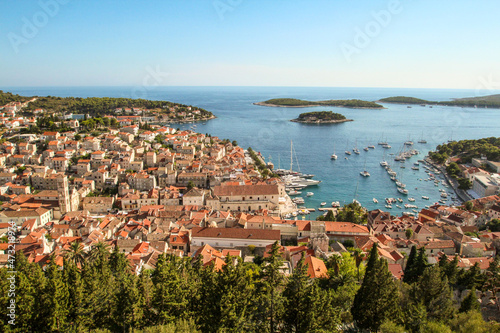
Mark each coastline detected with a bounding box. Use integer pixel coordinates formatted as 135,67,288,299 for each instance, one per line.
290,118,353,124
253,102,385,109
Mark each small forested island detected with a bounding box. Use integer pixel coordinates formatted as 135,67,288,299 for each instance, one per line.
0,90,215,122
255,98,383,109
291,111,353,124
379,94,500,108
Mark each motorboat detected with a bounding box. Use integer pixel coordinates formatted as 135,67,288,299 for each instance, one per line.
360,170,370,177
288,190,302,196
320,202,326,206
398,188,409,195
422,196,429,200
373,198,378,203
331,201,340,207
306,192,314,197
408,197,416,202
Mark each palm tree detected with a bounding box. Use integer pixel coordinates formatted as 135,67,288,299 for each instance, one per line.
352,248,365,282
63,241,86,268
88,241,111,263
327,254,342,276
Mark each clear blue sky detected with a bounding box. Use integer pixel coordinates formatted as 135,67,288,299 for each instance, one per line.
1,0,499,88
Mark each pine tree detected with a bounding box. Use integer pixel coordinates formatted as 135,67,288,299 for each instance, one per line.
151,254,190,325
403,245,417,283
412,265,456,321
443,255,459,286
459,287,480,313
218,256,256,332
63,260,89,331
283,254,312,333
39,257,70,331
257,241,285,333
352,244,401,331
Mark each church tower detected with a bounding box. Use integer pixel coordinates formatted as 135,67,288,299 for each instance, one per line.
56,174,71,215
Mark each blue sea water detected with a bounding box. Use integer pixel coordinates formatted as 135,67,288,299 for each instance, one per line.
4,86,500,218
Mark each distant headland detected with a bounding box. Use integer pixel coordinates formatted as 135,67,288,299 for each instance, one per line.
254,98,384,109
290,111,353,124
378,94,500,108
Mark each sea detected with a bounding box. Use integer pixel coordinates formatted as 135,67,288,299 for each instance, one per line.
4,86,500,219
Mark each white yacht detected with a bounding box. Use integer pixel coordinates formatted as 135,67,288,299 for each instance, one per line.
320,202,326,206
398,188,409,195
422,196,429,200
306,192,314,197
373,198,378,203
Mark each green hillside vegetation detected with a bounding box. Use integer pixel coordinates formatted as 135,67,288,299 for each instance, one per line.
429,137,500,164
0,90,31,105
1,243,499,332
0,91,213,118
379,96,430,104
296,111,347,121
260,98,383,108
379,94,500,108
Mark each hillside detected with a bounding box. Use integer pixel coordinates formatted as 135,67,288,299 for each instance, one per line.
254,98,383,109
379,94,500,108
0,91,214,119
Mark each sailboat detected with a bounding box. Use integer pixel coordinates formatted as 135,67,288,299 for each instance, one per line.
331,142,337,160
418,131,427,144
380,150,388,167
345,140,351,155
360,157,370,177
353,139,360,154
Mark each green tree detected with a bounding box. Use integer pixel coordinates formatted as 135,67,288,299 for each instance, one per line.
257,241,285,333
464,201,473,210
459,287,480,313
411,266,456,321
151,255,190,325
352,244,401,331
403,245,418,283
39,257,70,331
352,248,365,282
63,241,86,269
405,228,414,240
282,254,312,332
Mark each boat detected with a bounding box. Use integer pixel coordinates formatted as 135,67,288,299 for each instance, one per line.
360,158,370,177
396,181,406,188
331,142,337,160
345,150,351,155
373,198,378,203
411,166,419,170
385,205,393,209
380,160,388,167
293,197,305,204
383,144,392,149
360,170,370,177
414,162,420,166
288,190,302,196
331,201,340,207
441,193,448,198
306,192,314,197
320,202,326,206
368,145,375,149
407,106,412,108
422,196,429,200
404,141,414,146
398,188,409,195
353,139,360,154
408,197,415,202
397,198,403,203
363,147,369,151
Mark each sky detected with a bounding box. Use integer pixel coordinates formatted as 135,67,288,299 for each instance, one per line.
0,0,499,89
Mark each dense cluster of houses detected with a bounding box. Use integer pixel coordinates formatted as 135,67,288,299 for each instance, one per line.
0,100,499,281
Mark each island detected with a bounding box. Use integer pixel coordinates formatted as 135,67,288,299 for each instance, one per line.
290,111,353,124
378,94,500,108
254,98,384,109
0,90,216,123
